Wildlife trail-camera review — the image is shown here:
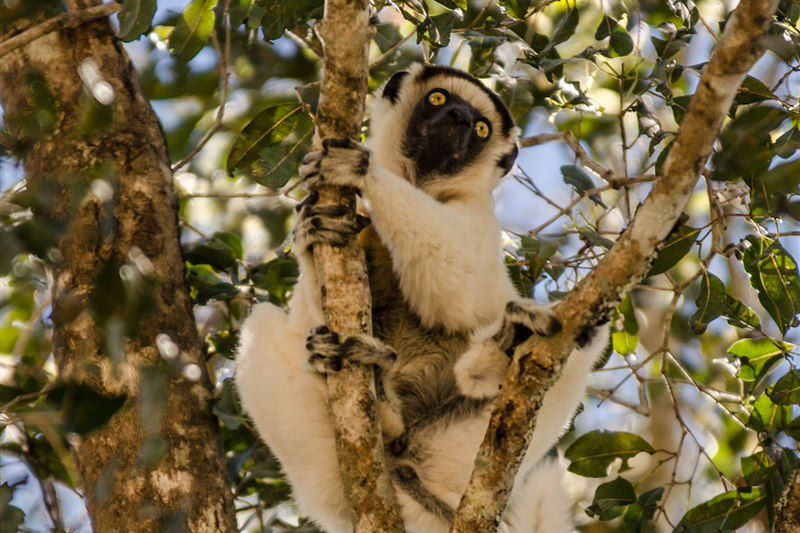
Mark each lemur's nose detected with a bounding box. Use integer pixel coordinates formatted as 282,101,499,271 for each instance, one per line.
446,104,473,127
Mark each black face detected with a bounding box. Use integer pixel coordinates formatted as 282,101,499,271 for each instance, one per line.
402,88,493,180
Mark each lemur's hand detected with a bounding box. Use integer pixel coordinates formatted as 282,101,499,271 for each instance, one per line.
299,139,371,190
293,190,359,251
493,300,562,356
306,325,397,374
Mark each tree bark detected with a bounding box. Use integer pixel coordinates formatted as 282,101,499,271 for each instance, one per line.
0,3,237,531
309,0,404,530
451,1,780,530
775,468,800,533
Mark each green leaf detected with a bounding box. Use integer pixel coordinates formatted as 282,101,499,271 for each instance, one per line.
260,0,324,41
229,0,254,27
565,430,654,478
622,487,664,532
169,0,218,62
519,235,561,283
497,0,531,20
747,393,793,433
727,337,793,383
735,75,776,105
542,9,579,54
186,263,239,304
594,15,617,40
723,295,761,329
213,379,243,429
648,224,699,275
435,0,467,11
586,476,637,520
249,256,299,305
47,382,127,436
227,104,311,188
675,488,766,532
609,29,634,56
118,0,157,42
769,370,800,405
742,235,800,334
184,232,242,272
612,296,639,357
561,165,606,207
689,270,727,334
1,483,25,533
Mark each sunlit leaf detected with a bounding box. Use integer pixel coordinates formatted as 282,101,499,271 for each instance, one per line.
675,488,766,532
747,393,793,433
565,430,654,478
169,0,218,62
727,337,793,383
612,296,638,356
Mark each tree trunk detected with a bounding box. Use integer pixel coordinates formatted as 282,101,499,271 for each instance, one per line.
0,3,237,531
451,0,780,530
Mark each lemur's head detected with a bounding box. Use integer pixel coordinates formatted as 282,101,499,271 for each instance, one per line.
368,64,520,198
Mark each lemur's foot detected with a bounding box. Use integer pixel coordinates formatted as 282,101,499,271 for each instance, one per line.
299,139,370,190
493,300,562,356
293,189,361,251
306,325,397,374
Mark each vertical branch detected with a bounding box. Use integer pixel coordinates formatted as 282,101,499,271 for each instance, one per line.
451,1,779,530
310,0,403,530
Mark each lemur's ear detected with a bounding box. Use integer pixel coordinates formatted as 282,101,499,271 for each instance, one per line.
497,145,519,175
382,71,409,104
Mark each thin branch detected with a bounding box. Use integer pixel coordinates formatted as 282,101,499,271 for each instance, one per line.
171,0,232,172
451,1,779,529
520,130,614,181
0,3,120,57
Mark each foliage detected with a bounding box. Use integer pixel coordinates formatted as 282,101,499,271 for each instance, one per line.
1,0,798,530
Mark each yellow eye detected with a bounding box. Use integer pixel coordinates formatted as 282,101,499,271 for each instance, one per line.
475,121,490,139
428,91,447,106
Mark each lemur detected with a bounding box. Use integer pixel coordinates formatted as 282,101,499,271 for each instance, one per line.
236,63,610,533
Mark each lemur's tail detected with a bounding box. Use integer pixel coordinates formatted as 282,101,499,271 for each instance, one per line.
499,459,575,533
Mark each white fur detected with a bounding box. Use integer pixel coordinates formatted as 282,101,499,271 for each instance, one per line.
236,65,608,532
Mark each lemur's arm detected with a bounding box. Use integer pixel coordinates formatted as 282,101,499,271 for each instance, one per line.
454,304,610,470
301,140,513,331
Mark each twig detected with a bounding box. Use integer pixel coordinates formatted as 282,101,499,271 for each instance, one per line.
0,3,120,57
171,0,232,172
520,130,614,181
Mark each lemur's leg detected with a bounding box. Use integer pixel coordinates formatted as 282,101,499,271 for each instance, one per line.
306,325,397,374
236,304,353,533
